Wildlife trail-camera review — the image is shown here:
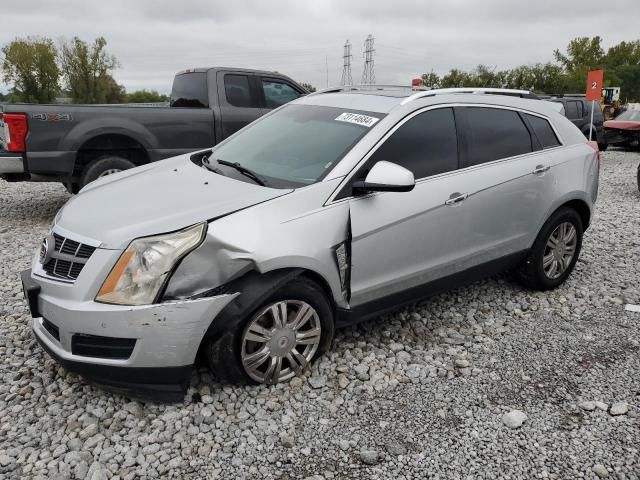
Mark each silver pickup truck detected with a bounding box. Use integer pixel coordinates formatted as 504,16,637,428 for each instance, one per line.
0,67,306,192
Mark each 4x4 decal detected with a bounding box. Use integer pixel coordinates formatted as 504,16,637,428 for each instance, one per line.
30,113,73,122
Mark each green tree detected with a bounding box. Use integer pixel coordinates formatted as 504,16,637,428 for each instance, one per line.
420,71,440,88
103,75,126,103
440,69,475,88
59,36,119,103
299,82,316,92
1,36,59,103
125,89,169,103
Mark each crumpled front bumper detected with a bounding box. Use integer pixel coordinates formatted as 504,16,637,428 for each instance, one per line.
24,268,237,400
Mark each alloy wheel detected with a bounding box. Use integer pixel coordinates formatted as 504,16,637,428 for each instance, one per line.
241,300,321,384
542,221,577,279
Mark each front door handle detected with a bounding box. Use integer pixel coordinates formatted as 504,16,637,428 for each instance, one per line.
532,164,550,174
445,192,469,206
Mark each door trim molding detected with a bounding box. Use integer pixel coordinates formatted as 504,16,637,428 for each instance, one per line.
336,249,529,327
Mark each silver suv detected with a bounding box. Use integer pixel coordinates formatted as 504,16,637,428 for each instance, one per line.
21,87,600,399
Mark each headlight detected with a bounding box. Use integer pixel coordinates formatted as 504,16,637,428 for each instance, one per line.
96,223,206,305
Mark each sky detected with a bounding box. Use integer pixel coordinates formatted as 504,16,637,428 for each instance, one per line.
1,0,639,94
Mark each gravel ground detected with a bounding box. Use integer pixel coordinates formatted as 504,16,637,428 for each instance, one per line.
1,150,639,480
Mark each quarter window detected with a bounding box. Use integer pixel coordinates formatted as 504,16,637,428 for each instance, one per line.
565,101,580,119
525,114,561,149
262,80,301,109
464,107,532,166
367,108,458,179
224,74,254,108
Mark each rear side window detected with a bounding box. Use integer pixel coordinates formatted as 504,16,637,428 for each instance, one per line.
262,80,301,109
367,108,458,179
170,72,209,108
565,101,580,119
525,114,561,149
464,107,532,166
224,74,254,108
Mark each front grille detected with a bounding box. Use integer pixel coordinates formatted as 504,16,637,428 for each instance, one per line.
71,334,136,360
41,233,97,282
42,318,60,341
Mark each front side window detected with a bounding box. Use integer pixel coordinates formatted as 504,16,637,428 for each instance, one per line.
262,80,302,108
224,74,254,108
464,107,532,166
367,108,458,179
210,105,383,187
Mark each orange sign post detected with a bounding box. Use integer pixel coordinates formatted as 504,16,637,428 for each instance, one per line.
585,70,604,141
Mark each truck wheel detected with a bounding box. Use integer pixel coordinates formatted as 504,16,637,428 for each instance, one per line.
80,156,136,189
598,142,608,152
205,278,334,385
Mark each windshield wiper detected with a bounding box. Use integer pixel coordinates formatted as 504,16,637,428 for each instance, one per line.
217,159,267,186
200,153,225,176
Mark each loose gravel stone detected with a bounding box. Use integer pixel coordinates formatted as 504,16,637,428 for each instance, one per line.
358,450,379,465
502,410,527,429
609,402,629,416
592,464,609,478
0,150,639,479
579,401,596,411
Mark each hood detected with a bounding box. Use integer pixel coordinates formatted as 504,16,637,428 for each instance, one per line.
603,120,640,131
57,155,292,248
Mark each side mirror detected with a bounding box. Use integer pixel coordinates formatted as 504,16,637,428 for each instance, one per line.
352,161,415,195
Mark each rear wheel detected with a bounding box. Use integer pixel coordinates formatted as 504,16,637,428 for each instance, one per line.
80,156,136,189
205,278,334,385
517,207,583,291
598,142,608,152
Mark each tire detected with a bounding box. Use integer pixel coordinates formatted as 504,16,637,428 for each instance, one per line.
517,207,583,291
80,156,136,189
205,277,334,385
598,142,608,152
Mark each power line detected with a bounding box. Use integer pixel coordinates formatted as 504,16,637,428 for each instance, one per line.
361,34,375,85
340,40,353,86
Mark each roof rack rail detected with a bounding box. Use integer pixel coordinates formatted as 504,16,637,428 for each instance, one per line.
309,84,429,96
400,87,535,105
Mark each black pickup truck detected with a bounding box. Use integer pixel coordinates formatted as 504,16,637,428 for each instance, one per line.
0,67,306,191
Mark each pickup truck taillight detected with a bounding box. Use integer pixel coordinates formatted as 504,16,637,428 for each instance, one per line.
1,113,28,152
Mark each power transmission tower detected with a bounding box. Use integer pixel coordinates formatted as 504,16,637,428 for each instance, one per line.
361,34,375,85
340,40,353,86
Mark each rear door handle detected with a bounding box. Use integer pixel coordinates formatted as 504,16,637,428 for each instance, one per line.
445,192,469,206
532,165,550,174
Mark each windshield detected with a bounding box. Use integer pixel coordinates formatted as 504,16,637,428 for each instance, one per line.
615,110,640,121
211,104,384,187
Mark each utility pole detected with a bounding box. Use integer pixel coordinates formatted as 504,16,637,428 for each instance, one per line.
340,40,353,86
361,34,375,85
325,55,329,88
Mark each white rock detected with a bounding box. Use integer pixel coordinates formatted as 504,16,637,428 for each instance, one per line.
592,464,609,478
578,401,596,411
609,402,628,416
359,450,378,465
502,410,527,429
308,375,327,389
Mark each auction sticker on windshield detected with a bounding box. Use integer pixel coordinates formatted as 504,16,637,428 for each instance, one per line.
335,112,380,128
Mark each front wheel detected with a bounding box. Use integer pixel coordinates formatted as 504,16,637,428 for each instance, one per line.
205,278,334,385
517,207,583,291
